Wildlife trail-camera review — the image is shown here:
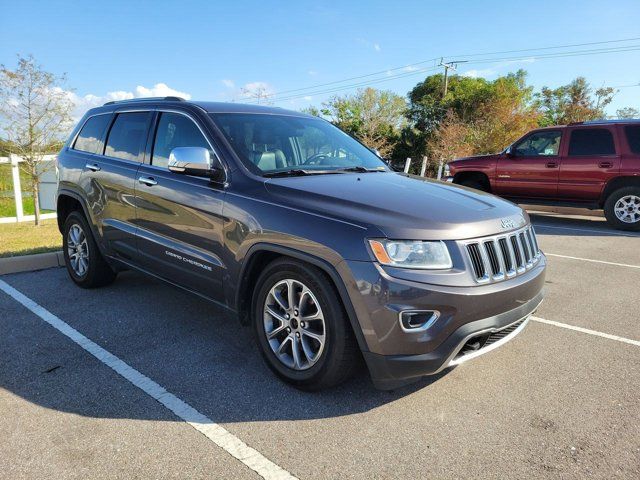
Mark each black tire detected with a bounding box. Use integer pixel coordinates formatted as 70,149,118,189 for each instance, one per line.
603,186,640,231
62,211,117,288
252,258,360,390
459,179,486,192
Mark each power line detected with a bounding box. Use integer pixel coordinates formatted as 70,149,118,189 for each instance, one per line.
445,36,640,59
245,44,640,104
243,36,640,102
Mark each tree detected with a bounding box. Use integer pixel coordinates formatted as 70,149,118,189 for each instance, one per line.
471,73,540,153
427,110,473,163
408,70,538,161
0,55,74,224
535,77,615,126
320,88,406,157
616,107,639,119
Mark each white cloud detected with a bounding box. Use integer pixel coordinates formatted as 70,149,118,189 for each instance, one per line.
135,83,191,99
462,58,536,79
307,70,318,76
356,38,381,52
66,83,192,119
462,68,496,79
221,79,235,88
303,96,313,101
403,65,419,72
239,81,275,100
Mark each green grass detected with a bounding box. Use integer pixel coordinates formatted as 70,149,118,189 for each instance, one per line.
0,219,62,258
0,196,54,218
0,164,54,218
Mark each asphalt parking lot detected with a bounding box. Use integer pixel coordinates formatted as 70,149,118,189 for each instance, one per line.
1,212,638,479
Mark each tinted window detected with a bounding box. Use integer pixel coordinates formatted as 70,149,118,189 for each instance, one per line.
513,130,561,156
625,126,640,154
152,113,211,168
73,114,111,154
568,128,615,156
105,112,150,162
210,113,386,174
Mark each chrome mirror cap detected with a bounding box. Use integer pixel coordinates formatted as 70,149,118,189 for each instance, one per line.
168,147,211,175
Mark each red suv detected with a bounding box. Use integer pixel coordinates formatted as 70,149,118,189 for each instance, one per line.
445,120,640,230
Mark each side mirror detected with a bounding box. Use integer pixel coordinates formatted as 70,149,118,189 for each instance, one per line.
168,147,223,179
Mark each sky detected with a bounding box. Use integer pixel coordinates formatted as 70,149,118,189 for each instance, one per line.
1,0,639,119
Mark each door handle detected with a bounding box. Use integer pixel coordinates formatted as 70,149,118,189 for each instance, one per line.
138,176,158,186
85,163,101,172
598,161,613,168
546,161,558,168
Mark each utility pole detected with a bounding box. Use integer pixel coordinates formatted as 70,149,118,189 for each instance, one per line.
439,58,468,97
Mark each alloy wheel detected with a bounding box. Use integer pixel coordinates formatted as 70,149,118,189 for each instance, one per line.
67,223,89,276
614,195,640,224
263,279,326,370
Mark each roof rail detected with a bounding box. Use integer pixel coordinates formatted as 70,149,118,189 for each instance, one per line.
103,96,186,106
569,118,640,126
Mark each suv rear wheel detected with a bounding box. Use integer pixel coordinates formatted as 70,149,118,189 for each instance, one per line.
604,187,640,231
252,258,360,390
63,211,117,288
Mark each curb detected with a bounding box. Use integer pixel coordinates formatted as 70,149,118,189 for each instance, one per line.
0,251,64,275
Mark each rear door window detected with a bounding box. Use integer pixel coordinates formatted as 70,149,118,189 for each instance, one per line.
624,125,640,154
105,112,151,162
568,128,616,156
73,114,111,154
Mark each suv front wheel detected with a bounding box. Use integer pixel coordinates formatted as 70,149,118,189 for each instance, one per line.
252,258,360,390
62,211,117,288
604,186,640,231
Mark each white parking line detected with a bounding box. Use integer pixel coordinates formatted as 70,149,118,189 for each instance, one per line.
544,253,640,269
531,316,640,347
533,223,640,238
0,279,296,480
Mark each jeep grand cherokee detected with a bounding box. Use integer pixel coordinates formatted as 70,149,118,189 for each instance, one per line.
56,97,545,390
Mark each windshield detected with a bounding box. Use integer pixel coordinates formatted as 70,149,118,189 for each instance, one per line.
209,113,388,175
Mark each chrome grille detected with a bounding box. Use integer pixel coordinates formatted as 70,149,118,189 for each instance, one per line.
464,225,541,284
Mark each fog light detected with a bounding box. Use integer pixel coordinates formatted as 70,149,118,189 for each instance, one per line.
399,310,439,332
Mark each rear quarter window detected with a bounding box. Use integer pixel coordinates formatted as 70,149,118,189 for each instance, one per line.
624,125,640,154
568,128,616,156
72,114,111,154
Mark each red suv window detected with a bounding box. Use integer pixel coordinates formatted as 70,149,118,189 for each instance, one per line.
624,126,640,154
568,128,615,156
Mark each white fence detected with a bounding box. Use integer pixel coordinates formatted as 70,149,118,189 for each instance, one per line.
0,154,58,223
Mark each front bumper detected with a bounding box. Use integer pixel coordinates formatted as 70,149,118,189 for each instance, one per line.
362,291,542,389
340,254,546,390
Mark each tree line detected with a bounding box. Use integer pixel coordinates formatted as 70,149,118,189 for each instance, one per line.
304,70,638,175
1,55,639,224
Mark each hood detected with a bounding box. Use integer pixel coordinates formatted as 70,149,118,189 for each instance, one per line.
264,172,528,240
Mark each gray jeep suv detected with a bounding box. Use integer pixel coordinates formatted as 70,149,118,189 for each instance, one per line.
56,97,545,390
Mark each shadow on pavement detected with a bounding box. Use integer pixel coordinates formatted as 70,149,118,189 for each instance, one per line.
0,268,449,425
529,212,640,238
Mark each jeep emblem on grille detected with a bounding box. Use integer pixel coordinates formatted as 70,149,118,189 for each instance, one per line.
500,218,517,230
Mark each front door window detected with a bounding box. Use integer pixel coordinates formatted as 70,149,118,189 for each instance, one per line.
512,131,561,157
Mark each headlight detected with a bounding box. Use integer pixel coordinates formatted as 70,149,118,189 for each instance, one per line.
368,239,453,269
443,163,451,176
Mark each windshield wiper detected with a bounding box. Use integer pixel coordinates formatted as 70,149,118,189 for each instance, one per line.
263,169,344,178
335,166,385,173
